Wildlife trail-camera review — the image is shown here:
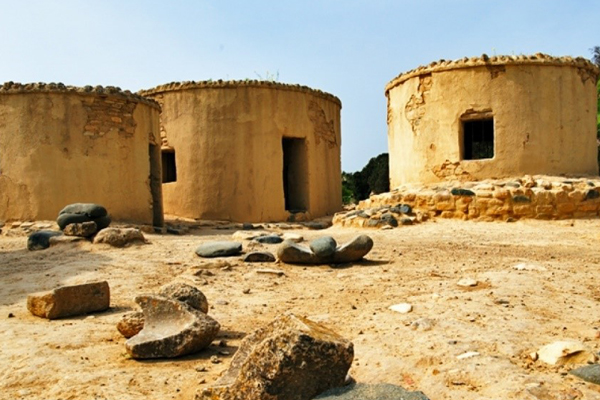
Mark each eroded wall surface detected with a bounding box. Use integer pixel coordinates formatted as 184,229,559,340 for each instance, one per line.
0,83,161,224
142,81,342,222
386,54,600,187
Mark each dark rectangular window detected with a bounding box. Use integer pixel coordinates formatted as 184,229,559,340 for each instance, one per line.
463,119,494,160
282,138,309,212
161,150,177,183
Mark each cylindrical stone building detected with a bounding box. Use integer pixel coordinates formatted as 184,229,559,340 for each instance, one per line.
0,82,163,226
385,54,600,187
140,80,342,222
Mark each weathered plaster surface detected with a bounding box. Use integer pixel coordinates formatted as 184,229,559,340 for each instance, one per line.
386,54,600,187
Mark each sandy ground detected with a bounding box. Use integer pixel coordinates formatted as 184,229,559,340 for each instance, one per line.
2,218,600,400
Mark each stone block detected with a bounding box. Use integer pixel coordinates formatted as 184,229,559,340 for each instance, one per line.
535,205,555,215
556,202,576,214
315,383,430,400
513,204,534,216
93,228,146,247
198,313,353,400
577,202,600,212
27,281,110,319
568,190,586,202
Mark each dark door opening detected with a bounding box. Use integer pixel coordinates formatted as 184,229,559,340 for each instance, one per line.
282,138,309,212
462,118,494,160
149,143,164,227
162,149,177,183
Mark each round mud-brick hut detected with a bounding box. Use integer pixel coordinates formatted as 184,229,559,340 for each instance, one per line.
0,82,163,226
385,54,600,187
140,80,342,222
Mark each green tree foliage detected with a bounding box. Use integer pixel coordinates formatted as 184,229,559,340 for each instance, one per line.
342,153,389,204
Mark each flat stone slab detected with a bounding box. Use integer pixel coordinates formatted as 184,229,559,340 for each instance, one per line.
254,234,283,244
570,364,600,385
315,383,430,400
195,241,242,258
243,251,276,263
125,295,220,359
198,313,353,400
537,340,597,365
27,281,110,319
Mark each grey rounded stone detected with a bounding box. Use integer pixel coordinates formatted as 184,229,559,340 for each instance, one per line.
195,241,242,258
254,235,283,244
158,283,209,314
309,236,337,258
277,241,319,264
27,230,62,251
58,203,107,218
243,251,276,263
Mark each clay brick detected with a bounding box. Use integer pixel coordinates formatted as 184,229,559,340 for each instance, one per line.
27,281,110,319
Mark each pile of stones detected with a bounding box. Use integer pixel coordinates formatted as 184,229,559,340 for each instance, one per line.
334,175,600,228
27,203,145,250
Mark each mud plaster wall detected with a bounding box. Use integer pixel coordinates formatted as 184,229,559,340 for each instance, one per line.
386,55,599,187
0,89,161,223
143,82,342,222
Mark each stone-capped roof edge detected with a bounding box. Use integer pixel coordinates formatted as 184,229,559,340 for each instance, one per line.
139,80,342,107
0,81,160,109
385,53,600,94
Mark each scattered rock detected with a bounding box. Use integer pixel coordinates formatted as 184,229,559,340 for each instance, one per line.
410,318,434,331
232,230,269,241
255,269,286,276
117,311,145,338
513,263,547,271
537,340,597,365
451,188,475,196
282,233,304,243
158,283,209,314
243,251,276,263
195,241,242,258
457,278,478,287
27,230,63,251
315,383,430,400
278,235,374,265
456,351,480,359
310,236,337,258
198,313,353,400
400,217,414,226
125,295,220,359
570,364,600,385
305,221,330,230
63,221,97,237
254,234,283,244
333,235,374,263
27,281,110,319
93,228,146,247
389,303,412,314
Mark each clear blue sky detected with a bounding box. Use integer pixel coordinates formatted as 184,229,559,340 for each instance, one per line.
1,0,598,172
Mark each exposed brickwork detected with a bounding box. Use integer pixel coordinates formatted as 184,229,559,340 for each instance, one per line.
81,96,137,138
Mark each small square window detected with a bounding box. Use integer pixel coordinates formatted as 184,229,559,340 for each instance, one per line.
463,119,494,160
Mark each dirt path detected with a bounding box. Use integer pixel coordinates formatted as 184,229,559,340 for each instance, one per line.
2,219,600,399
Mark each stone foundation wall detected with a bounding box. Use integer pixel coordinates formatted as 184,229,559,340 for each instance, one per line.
333,176,600,228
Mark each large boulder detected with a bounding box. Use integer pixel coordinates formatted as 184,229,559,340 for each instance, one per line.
309,236,337,258
92,228,146,247
27,281,110,319
277,240,320,264
315,383,430,400
125,295,220,359
332,235,374,263
198,313,353,400
57,203,111,231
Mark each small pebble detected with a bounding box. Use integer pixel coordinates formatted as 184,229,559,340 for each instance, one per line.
457,278,478,287
8,313,14,318
210,355,221,364
389,303,413,314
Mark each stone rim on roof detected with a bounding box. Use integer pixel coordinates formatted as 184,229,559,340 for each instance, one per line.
139,80,342,107
0,81,160,109
385,53,600,94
